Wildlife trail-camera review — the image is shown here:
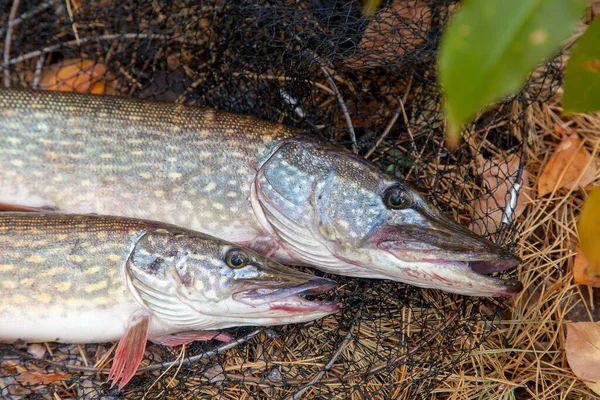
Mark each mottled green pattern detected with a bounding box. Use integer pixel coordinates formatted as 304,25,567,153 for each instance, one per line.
0,213,338,343
0,88,297,242
0,89,522,297
0,213,160,315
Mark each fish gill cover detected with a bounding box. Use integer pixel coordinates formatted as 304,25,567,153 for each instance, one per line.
0,0,559,398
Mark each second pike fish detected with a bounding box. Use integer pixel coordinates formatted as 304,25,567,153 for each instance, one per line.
0,89,522,296
0,213,339,388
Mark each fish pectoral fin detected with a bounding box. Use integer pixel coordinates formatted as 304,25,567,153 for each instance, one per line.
108,311,150,390
0,202,56,212
150,330,232,346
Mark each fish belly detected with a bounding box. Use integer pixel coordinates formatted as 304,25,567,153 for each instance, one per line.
0,300,143,343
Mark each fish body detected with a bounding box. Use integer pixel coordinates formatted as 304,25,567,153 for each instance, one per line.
0,89,287,246
0,89,522,296
0,212,339,387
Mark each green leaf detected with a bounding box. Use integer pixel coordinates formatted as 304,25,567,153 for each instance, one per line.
438,0,587,138
563,18,600,114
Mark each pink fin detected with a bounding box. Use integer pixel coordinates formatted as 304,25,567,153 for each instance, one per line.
151,330,232,346
108,313,150,390
0,203,55,212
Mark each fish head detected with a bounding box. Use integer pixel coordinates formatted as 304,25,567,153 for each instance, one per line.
126,229,340,329
253,137,522,297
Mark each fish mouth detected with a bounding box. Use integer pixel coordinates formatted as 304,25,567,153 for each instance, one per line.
379,241,521,273
379,244,523,296
468,258,521,274
232,278,341,313
371,214,523,296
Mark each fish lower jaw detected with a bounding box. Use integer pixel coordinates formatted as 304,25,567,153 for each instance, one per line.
268,296,341,313
421,260,523,297
357,252,523,297
401,268,523,297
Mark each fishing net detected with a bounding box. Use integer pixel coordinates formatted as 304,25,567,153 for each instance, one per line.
0,0,561,398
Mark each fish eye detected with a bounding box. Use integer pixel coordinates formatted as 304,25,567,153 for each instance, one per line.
383,185,413,210
225,249,249,269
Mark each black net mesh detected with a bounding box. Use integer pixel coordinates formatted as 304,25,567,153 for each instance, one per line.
0,0,561,398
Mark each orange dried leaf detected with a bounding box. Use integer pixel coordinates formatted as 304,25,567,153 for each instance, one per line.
0,360,19,374
346,1,432,69
469,154,530,236
14,372,72,385
573,244,600,287
537,131,597,197
565,322,600,395
26,343,46,359
38,59,120,95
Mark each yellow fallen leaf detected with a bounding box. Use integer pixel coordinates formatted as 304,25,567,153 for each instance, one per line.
573,244,600,287
469,154,531,236
578,186,600,279
37,58,121,95
362,0,383,18
345,1,432,69
565,322,600,395
537,129,597,197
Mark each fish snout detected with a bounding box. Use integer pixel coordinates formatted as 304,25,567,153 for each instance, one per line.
376,212,521,268
232,268,340,313
365,212,523,297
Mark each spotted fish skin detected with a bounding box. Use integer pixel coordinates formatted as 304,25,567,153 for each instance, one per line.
0,89,522,297
0,88,295,246
0,212,339,344
0,213,150,343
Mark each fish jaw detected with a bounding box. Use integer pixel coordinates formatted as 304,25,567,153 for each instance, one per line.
365,249,521,297
232,277,340,314
125,229,340,329
358,206,522,296
253,137,522,297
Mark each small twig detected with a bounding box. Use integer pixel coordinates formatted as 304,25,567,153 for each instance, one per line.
64,0,80,46
10,329,262,375
365,106,402,160
4,33,201,67
230,71,334,95
143,345,186,399
365,74,413,159
296,39,357,153
3,0,21,88
139,328,262,372
288,313,361,400
76,344,89,367
32,54,46,89
318,62,358,154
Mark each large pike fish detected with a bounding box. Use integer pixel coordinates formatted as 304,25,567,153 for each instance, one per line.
0,89,522,296
0,212,339,388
